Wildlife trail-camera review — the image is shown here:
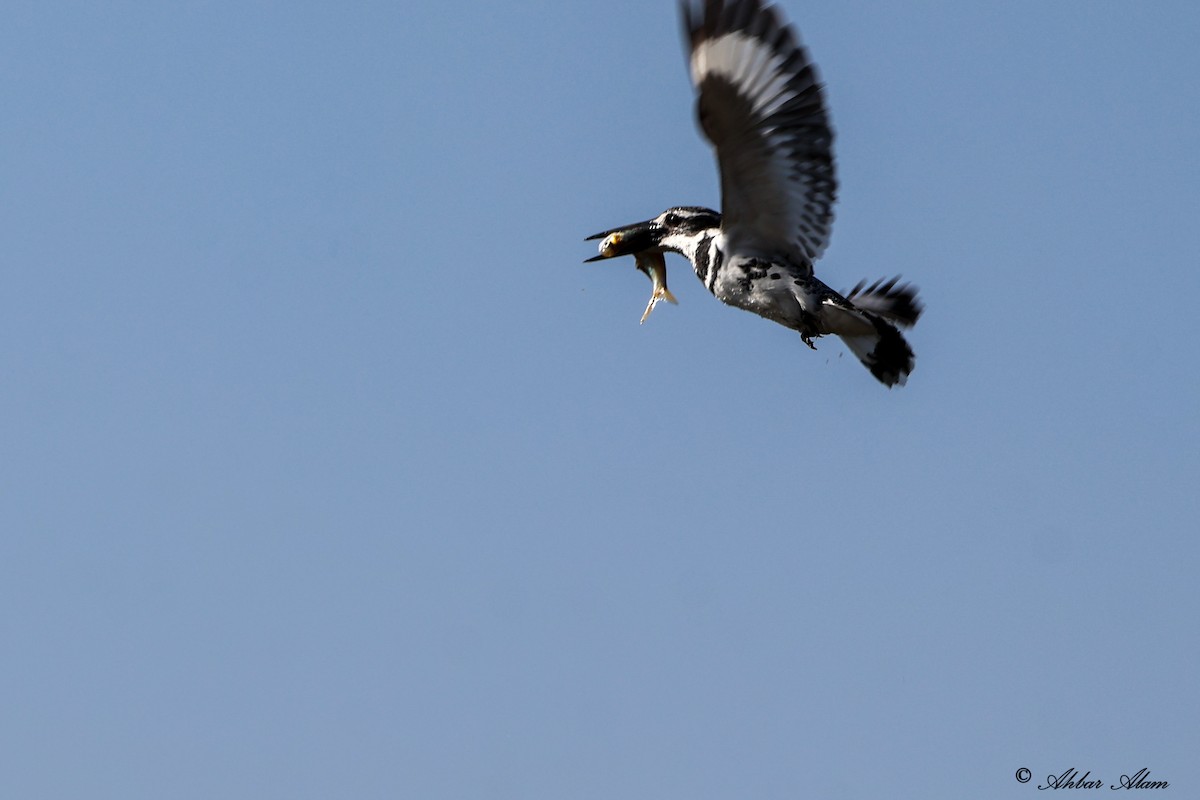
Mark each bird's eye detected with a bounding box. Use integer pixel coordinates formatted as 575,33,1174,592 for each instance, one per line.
664,213,680,226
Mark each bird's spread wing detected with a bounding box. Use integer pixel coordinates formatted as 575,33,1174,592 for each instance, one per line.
844,277,924,328
682,0,836,270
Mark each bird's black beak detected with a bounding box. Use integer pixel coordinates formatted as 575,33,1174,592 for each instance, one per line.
584,219,659,262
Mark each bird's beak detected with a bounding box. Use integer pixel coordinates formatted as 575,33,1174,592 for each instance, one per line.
583,219,659,262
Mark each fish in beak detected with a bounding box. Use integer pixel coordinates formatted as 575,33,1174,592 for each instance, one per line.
584,218,659,261
584,219,677,323
633,251,677,324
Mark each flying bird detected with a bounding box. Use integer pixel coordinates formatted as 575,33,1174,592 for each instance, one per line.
585,0,923,386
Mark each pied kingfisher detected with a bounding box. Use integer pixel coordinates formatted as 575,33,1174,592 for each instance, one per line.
585,0,923,387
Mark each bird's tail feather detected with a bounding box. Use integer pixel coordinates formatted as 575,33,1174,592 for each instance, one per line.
823,278,921,387
837,315,915,387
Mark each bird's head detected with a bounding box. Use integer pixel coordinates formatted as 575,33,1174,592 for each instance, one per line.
584,206,720,262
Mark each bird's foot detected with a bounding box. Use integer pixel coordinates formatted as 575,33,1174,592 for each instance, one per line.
801,333,818,350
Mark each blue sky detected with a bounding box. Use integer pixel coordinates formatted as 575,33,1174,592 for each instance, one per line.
2,1,1198,797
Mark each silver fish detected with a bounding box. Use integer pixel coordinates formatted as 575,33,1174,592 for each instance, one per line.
584,229,679,323
634,251,678,324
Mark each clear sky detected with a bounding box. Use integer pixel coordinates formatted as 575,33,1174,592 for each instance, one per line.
2,1,1198,798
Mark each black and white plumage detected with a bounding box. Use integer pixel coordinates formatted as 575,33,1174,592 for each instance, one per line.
585,0,923,387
